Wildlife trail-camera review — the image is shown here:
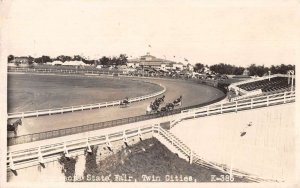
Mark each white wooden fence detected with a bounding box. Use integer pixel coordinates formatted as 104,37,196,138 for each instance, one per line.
7,123,278,182
7,124,155,171
178,90,295,124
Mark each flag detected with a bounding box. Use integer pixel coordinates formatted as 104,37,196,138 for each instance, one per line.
148,45,152,48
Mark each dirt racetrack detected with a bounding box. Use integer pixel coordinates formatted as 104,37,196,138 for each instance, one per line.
11,74,225,136
8,73,162,112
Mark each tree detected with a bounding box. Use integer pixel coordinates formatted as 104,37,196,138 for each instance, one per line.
56,55,72,62
194,63,205,73
247,64,268,77
210,63,233,75
27,56,34,65
8,55,15,62
118,54,128,65
73,55,83,61
232,66,245,75
99,56,110,66
35,55,52,64
110,56,118,66
274,64,295,74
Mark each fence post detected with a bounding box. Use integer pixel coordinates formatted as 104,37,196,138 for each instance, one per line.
235,101,238,112
220,104,223,114
283,92,286,103
267,96,269,106
157,125,160,135
123,130,128,144
64,142,70,158
189,150,193,164
9,152,16,171
138,127,143,140
152,125,154,136
106,135,112,149
38,146,45,164
251,99,253,109
86,138,92,153
207,106,209,116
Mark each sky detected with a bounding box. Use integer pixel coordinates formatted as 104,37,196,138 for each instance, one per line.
1,0,299,67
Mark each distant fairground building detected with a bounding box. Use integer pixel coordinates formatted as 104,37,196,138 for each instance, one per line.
243,68,250,76
128,52,192,71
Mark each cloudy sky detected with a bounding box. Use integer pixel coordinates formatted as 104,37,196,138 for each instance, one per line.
1,0,299,66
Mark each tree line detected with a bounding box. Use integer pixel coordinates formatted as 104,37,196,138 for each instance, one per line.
194,63,295,76
8,54,128,66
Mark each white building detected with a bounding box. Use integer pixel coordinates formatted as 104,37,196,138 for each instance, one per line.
63,61,87,66
127,62,140,68
128,53,177,70
187,63,194,71
172,63,184,71
52,60,63,66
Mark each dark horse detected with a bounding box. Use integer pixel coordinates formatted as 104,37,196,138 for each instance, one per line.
160,103,175,112
120,97,130,108
155,95,165,104
173,95,182,106
146,95,166,114
8,118,22,135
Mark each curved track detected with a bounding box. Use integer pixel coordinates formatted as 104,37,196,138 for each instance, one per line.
15,76,225,136
8,73,163,113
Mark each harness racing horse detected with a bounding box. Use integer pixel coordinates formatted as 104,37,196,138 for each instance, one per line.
173,95,182,106
155,95,165,104
160,103,175,113
120,97,130,108
146,101,160,114
146,95,165,114
7,118,22,135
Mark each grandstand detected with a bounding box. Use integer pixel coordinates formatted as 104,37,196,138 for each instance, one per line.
228,74,295,101
238,77,292,92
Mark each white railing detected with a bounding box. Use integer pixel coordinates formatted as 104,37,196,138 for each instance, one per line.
7,123,273,182
7,83,166,119
7,124,157,171
230,89,263,101
178,90,295,126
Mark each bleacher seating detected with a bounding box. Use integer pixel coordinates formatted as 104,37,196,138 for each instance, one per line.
237,77,293,93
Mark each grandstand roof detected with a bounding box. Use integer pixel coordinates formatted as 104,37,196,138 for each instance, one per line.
129,53,177,66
